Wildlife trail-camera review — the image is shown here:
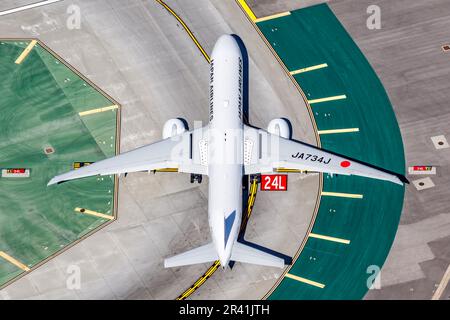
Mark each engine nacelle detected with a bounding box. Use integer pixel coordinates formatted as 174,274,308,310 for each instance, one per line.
162,118,187,139
267,118,291,139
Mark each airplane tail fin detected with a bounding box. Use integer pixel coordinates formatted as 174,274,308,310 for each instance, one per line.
164,242,218,268
231,242,285,268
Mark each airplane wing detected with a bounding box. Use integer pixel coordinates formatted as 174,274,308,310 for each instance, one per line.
243,125,406,185
48,126,210,185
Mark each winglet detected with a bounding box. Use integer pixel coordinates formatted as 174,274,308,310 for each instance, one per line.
397,174,409,185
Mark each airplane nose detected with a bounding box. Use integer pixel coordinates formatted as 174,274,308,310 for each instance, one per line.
211,34,241,59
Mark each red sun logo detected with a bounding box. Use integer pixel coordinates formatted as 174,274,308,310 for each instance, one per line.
340,161,351,168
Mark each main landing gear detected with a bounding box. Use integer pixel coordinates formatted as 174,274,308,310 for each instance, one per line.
190,174,202,184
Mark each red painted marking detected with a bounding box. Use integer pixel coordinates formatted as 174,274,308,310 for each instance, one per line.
261,175,288,191
340,161,351,168
8,168,26,174
413,166,431,171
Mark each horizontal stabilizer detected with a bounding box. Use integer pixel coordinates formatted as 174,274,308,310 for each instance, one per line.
164,243,218,268
231,242,285,268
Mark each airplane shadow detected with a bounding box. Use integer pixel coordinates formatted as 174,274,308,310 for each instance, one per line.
231,34,250,124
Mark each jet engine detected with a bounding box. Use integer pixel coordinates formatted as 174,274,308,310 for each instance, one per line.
162,119,187,139
267,118,291,139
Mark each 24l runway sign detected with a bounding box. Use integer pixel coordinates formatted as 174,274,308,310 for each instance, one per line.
260,174,288,191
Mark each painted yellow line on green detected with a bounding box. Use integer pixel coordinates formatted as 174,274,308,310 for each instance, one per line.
309,233,350,244
290,63,328,75
236,0,257,22
308,94,347,104
74,207,114,220
321,191,363,199
318,128,360,135
79,105,118,116
15,40,37,64
255,11,291,23
432,264,450,300
285,273,325,289
0,251,30,272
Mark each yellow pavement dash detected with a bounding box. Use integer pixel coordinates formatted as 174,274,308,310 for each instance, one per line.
15,40,37,64
237,0,257,22
290,63,328,75
79,105,119,117
0,251,30,272
318,128,360,135
321,191,363,199
308,95,347,104
285,273,325,289
432,264,450,300
309,233,350,244
75,207,114,220
255,11,291,23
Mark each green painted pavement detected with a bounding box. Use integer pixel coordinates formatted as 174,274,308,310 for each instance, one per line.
256,4,405,299
0,40,118,287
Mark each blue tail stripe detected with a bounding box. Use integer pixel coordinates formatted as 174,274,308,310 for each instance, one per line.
224,210,236,249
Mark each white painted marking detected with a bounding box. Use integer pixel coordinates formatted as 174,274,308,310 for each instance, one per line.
408,166,436,175
430,135,449,150
0,0,64,17
412,177,435,191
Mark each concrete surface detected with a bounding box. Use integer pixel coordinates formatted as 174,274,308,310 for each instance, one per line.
0,0,319,299
246,0,328,18
2,0,448,300
328,0,450,300
244,0,450,300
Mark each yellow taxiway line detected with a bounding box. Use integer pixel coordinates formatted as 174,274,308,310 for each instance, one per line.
290,63,328,75
308,95,347,105
74,208,114,220
321,191,363,199
309,233,350,245
155,0,211,63
285,273,325,289
318,128,360,135
432,264,450,300
0,251,30,272
255,11,291,23
78,105,119,117
236,0,257,22
176,178,259,300
15,40,37,64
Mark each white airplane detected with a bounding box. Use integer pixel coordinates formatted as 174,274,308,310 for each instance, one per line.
48,35,406,269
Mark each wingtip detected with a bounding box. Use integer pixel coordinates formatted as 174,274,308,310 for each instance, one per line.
392,173,409,186
47,177,62,186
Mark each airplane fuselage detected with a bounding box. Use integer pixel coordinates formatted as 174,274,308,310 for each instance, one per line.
207,35,244,267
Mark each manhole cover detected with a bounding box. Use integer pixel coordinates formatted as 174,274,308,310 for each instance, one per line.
412,177,435,191
431,135,449,149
